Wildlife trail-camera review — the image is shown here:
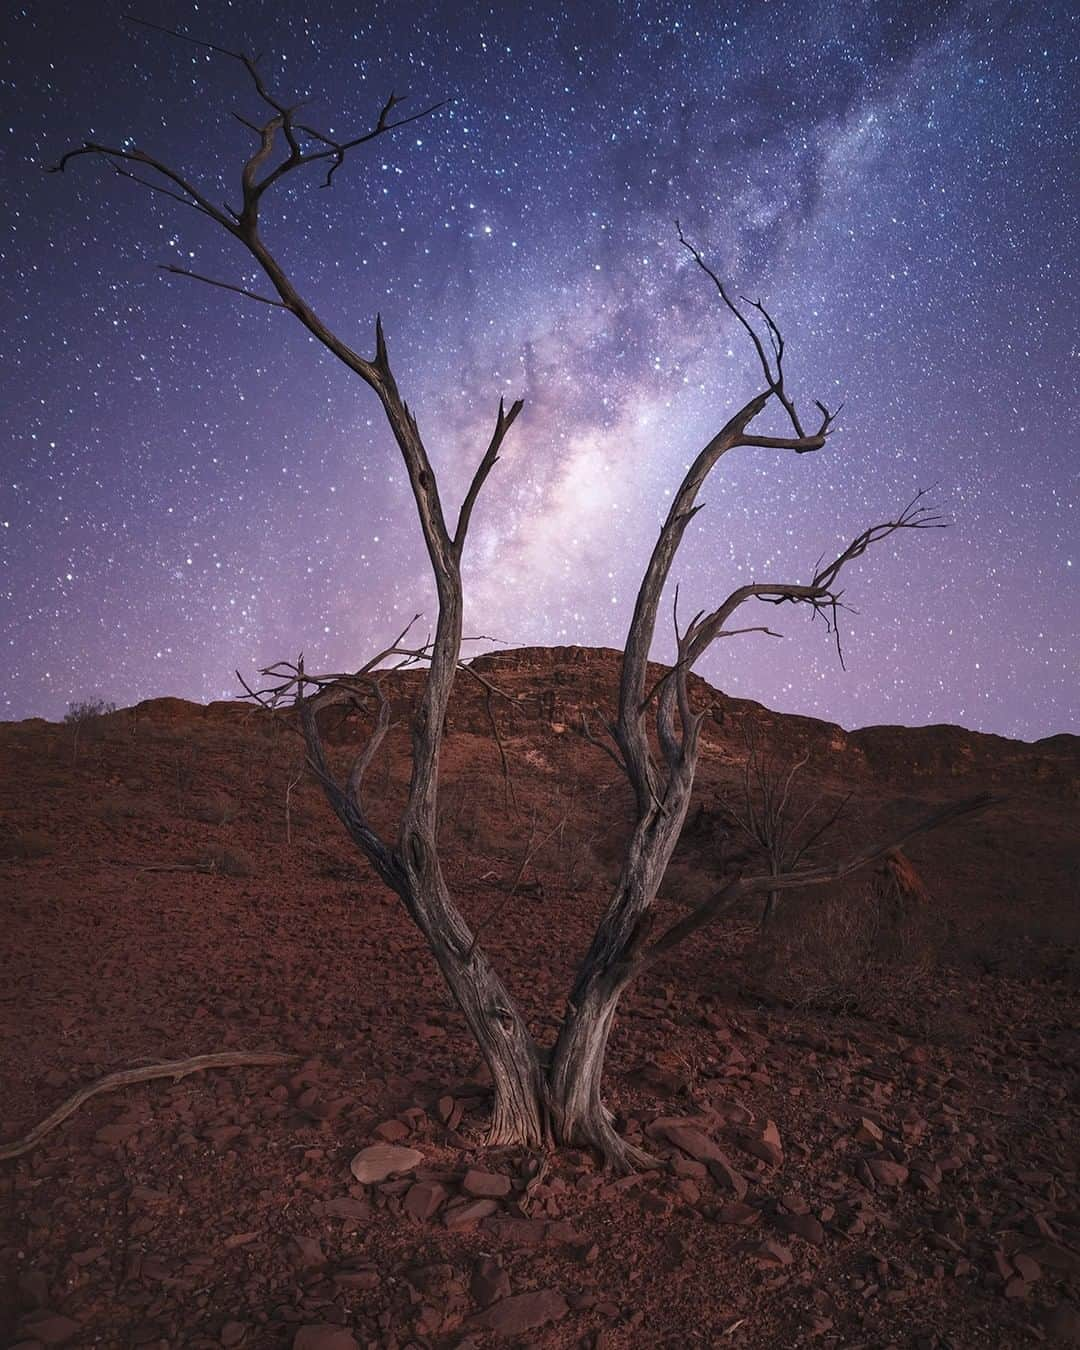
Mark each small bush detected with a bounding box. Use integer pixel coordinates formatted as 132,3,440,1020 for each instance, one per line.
178,847,253,877
65,698,117,723
756,878,946,1018
64,698,118,763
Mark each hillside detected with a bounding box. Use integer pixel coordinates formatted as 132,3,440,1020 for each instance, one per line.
1,647,1077,1348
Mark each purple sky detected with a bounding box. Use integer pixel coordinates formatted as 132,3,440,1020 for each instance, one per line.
3,1,1077,737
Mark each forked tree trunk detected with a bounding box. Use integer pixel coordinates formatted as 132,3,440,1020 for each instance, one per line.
393,831,550,1149
547,971,656,1168
544,808,694,1165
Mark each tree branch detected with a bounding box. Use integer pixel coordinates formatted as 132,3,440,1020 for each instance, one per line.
675,220,841,448
0,1052,297,1162
454,397,524,553
159,264,288,308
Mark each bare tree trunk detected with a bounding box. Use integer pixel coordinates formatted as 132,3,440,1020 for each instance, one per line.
547,809,691,1165
548,972,654,1168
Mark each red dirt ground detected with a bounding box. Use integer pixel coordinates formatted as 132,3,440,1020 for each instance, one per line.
1,647,1077,1349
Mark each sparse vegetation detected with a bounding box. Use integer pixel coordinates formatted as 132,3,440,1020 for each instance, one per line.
723,728,850,927
175,847,253,878
64,698,116,764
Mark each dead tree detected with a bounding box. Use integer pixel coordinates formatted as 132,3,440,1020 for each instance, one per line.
55,20,992,1168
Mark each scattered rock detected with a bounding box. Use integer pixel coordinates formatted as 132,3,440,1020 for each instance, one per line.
748,1240,793,1268
403,1181,449,1220
470,1289,569,1337
776,1212,826,1246
1043,1301,1080,1343
349,1143,423,1184
332,1269,380,1292
864,1158,909,1187
717,1202,759,1226
462,1168,512,1198
18,1315,82,1347
287,1235,325,1270
740,1119,783,1168
650,1119,726,1164
373,1118,409,1143
292,1328,360,1350
320,1196,372,1221
444,1198,500,1229
471,1256,511,1307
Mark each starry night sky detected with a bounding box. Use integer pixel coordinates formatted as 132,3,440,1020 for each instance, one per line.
2,0,1077,736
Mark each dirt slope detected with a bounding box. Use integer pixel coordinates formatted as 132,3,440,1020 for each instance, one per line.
1,647,1077,1348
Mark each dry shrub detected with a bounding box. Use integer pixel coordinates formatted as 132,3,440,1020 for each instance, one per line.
179,847,253,877
763,865,945,1017
64,697,118,764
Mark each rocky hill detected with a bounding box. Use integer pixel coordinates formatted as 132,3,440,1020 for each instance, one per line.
1,647,1077,1347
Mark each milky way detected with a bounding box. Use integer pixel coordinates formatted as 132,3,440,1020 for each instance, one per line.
2,0,1076,735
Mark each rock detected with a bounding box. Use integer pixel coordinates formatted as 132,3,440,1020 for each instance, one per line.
444,1198,500,1229
748,1240,793,1268
373,1119,409,1143
707,1155,749,1200
349,1143,423,1184
404,1262,455,1295
865,1158,909,1187
220,1322,247,1347
17,1270,49,1307
403,1181,448,1220
777,1213,826,1246
1014,1253,1042,1283
292,1328,360,1350
651,1119,725,1164
740,1119,783,1168
855,1117,884,1144
717,1203,759,1225
462,1168,512,1198
332,1269,380,1291
19,1315,82,1347
471,1256,511,1307
470,1290,569,1337
1025,1243,1080,1277
287,1236,325,1270
670,1156,707,1180
1044,1301,1080,1343
321,1196,372,1221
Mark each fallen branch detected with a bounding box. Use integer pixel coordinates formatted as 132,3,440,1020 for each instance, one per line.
0,1051,297,1161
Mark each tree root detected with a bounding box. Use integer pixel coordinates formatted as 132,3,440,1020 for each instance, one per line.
0,1051,297,1162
